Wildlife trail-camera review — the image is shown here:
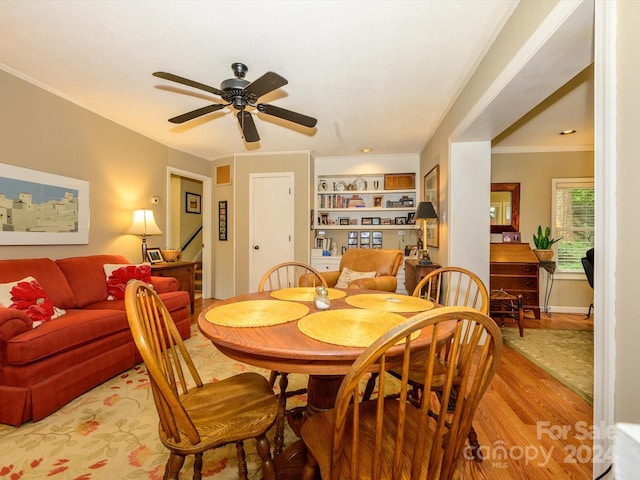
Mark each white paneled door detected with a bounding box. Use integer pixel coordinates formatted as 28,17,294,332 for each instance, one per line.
249,172,294,292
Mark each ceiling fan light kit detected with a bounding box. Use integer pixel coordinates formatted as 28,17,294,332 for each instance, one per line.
153,63,317,142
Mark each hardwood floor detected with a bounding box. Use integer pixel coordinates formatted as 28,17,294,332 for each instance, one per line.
194,299,596,479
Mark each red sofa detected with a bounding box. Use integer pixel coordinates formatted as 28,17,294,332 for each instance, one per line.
0,254,191,426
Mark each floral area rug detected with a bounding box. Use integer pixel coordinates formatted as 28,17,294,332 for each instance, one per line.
501,327,594,403
0,324,307,479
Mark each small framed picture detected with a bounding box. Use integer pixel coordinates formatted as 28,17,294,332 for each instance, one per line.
407,212,416,224
502,232,514,243
185,192,201,214
361,217,373,225
512,231,522,243
146,248,164,263
371,217,381,225
381,218,393,225
373,195,383,207
320,213,329,225
395,217,406,225
339,217,350,225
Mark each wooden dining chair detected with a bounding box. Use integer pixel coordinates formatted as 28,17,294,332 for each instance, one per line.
363,265,491,461
257,261,327,455
124,280,278,480
300,306,503,480
258,261,327,292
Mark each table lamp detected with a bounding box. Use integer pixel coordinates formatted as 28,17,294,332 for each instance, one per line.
415,201,438,265
126,209,162,262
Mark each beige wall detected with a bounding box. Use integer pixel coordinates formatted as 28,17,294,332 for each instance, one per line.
615,0,640,424
492,150,594,310
0,69,210,262
214,151,312,296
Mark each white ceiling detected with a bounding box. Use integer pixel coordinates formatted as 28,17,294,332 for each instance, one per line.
0,0,592,161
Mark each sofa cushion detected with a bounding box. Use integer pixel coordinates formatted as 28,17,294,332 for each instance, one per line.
55,255,130,307
335,267,377,288
0,276,66,327
0,258,77,309
103,263,152,300
5,308,129,365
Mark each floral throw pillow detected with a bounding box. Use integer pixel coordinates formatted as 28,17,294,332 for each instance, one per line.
0,276,66,327
103,263,152,300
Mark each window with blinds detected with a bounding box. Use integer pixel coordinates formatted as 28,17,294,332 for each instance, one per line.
552,178,594,273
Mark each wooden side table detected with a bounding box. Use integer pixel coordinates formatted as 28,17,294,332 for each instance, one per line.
150,261,197,313
404,259,441,296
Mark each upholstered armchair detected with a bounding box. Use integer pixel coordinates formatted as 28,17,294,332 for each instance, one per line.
303,248,403,292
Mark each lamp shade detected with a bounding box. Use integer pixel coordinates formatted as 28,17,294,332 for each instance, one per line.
415,201,438,220
126,209,162,236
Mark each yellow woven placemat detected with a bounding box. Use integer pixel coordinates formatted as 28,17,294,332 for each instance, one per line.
205,300,309,327
345,293,435,312
298,309,417,347
270,287,347,302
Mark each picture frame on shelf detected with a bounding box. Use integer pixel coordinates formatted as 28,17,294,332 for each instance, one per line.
407,212,416,224
373,195,383,207
146,248,164,264
361,217,373,225
371,217,381,225
320,213,329,225
395,217,406,225
381,218,393,225
359,231,370,247
424,164,440,247
338,217,350,225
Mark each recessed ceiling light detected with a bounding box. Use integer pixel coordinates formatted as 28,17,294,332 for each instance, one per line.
361,147,372,153
560,130,577,135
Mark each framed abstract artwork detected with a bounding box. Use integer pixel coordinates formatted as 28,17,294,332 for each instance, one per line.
0,163,89,245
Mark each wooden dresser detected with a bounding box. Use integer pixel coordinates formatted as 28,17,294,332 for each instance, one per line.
150,261,197,313
490,243,540,319
404,259,441,296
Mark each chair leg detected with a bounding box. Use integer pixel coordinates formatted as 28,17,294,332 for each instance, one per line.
362,372,379,401
274,373,289,457
301,450,319,480
467,424,483,462
164,453,185,480
236,441,248,480
255,434,277,480
585,302,593,319
269,370,279,387
193,453,203,480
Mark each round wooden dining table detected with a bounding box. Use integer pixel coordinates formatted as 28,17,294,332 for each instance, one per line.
198,287,453,478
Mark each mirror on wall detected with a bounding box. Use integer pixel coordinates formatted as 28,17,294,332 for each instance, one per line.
490,183,520,233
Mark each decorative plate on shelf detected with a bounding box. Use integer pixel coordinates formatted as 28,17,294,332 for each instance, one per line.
352,177,367,191
334,181,347,191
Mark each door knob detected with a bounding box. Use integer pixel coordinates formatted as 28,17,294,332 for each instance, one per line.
254,245,260,250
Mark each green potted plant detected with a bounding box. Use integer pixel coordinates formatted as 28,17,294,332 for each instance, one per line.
532,225,561,261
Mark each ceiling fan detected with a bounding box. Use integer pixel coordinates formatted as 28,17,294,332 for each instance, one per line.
153,63,317,142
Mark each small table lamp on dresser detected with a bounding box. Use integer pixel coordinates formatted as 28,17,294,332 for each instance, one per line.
126,209,163,262
415,201,438,265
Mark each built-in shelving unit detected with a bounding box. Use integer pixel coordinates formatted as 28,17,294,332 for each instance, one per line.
312,153,420,254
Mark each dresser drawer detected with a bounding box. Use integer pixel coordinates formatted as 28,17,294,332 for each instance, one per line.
490,275,538,291
504,289,539,306
490,263,538,276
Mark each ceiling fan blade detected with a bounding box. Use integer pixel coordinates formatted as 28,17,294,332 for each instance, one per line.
257,103,317,128
168,103,226,124
153,71,223,96
237,110,260,142
245,71,288,99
